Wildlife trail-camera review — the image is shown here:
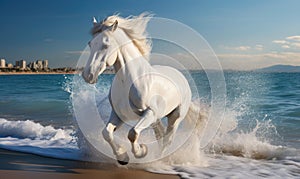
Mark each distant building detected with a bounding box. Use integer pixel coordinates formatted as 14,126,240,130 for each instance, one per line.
20,60,26,69
36,60,43,70
43,60,48,69
0,59,5,68
28,62,33,69
15,61,20,68
28,62,37,69
7,63,13,68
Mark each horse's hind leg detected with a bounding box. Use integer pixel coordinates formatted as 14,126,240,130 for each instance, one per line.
151,120,165,147
163,107,183,151
102,111,129,165
128,108,157,158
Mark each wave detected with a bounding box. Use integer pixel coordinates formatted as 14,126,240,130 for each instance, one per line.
0,103,290,163
0,118,80,160
139,103,300,178
0,101,299,178
0,118,72,140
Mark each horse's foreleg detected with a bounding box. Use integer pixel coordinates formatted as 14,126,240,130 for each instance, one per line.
128,108,156,158
102,112,129,165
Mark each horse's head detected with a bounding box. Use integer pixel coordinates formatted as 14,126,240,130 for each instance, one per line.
82,18,119,84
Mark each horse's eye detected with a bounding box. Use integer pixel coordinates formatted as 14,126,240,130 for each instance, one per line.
102,44,108,50
103,37,109,45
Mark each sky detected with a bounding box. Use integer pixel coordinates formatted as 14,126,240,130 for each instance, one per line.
0,0,300,70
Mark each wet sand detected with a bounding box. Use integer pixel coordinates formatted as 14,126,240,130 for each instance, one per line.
0,149,179,179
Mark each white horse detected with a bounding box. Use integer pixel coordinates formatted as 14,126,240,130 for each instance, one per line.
82,13,191,165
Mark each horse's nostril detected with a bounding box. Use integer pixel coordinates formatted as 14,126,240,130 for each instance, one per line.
88,74,94,81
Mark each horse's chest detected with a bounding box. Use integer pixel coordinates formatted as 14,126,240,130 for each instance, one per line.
110,74,155,120
110,86,146,121
129,85,148,109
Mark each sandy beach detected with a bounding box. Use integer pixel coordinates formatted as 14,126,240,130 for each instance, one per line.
0,149,179,179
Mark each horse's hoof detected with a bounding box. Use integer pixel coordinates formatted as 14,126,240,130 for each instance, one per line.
117,160,129,165
116,152,129,165
135,144,148,158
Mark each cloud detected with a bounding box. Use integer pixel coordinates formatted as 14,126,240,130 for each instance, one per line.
262,52,300,61
255,44,263,51
223,44,264,51
217,53,255,59
281,45,290,49
224,46,251,51
219,51,300,60
286,36,300,41
273,35,300,49
272,40,289,44
236,46,251,51
291,42,300,48
217,51,300,70
217,35,300,70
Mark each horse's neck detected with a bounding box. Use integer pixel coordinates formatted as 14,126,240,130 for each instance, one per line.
113,41,152,82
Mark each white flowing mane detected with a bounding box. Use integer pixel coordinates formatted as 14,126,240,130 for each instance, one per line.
91,13,152,59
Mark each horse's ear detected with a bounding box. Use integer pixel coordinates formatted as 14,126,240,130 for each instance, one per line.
93,17,97,26
111,20,118,32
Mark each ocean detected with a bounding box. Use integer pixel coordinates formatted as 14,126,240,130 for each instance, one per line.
0,72,299,178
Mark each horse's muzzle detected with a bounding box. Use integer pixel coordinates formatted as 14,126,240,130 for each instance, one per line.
82,71,97,84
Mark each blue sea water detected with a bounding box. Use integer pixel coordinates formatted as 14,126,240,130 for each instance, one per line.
0,75,72,127
0,72,299,178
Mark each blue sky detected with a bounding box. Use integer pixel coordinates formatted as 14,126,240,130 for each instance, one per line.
0,0,299,69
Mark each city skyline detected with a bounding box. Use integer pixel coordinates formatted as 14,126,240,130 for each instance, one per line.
0,0,299,70
0,58,48,70
0,57,76,73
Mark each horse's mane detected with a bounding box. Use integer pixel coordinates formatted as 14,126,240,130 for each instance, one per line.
91,13,152,59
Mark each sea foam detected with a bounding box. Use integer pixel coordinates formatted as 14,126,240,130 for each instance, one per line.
0,118,72,140
0,118,80,160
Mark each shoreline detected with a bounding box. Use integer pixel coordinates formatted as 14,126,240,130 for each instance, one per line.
0,148,179,179
0,72,79,75
0,71,116,75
